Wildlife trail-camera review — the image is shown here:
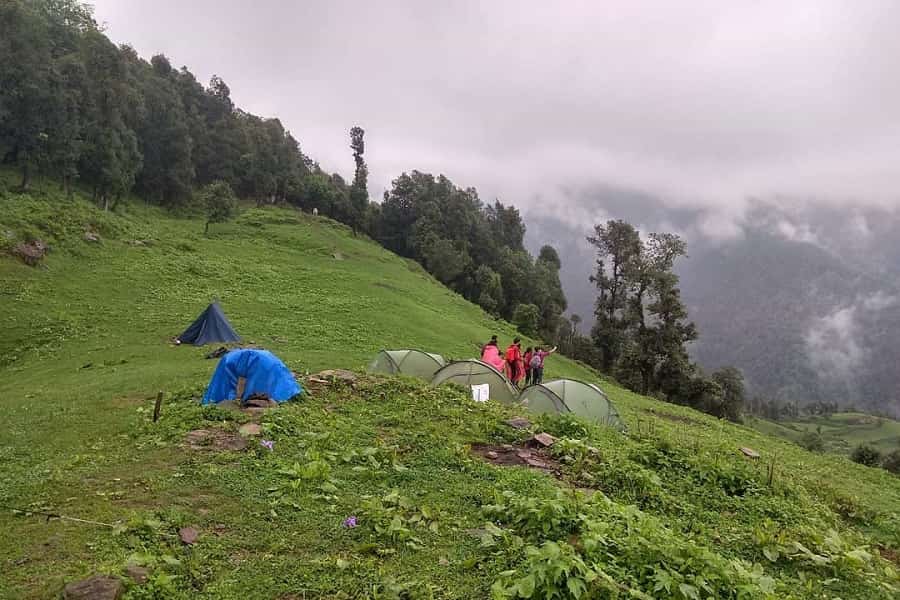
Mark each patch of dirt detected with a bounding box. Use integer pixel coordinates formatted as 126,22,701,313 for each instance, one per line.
470,442,561,475
878,545,900,565
184,429,247,452
642,408,703,426
110,395,147,408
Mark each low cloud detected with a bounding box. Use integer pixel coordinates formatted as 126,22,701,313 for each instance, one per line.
805,306,863,381
91,0,900,235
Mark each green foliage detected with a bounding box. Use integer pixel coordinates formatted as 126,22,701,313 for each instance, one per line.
200,180,237,233
800,431,825,452
511,303,540,337
378,172,566,333
2,189,900,597
884,449,900,474
487,490,781,599
851,443,883,467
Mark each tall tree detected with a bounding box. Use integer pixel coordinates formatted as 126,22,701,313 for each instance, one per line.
77,29,142,209
0,0,55,189
349,125,368,232
711,367,746,422
587,220,641,371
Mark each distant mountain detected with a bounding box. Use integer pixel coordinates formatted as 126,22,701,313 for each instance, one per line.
525,189,900,417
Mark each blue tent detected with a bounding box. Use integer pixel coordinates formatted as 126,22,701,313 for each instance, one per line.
203,349,302,405
178,302,241,346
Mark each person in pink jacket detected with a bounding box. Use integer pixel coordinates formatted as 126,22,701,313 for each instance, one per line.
480,338,506,372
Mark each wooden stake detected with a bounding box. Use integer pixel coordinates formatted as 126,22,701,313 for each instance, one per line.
153,391,164,422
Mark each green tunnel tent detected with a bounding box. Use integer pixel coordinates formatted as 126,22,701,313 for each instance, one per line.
368,349,446,379
519,379,626,430
431,359,518,404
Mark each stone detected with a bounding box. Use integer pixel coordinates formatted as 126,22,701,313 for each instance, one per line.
486,451,499,459
525,457,550,469
124,566,149,584
501,444,514,451
238,423,262,436
438,557,450,566
531,433,557,448
505,416,532,430
315,369,357,383
516,450,532,459
83,231,100,243
179,526,199,545
739,447,760,459
63,575,124,600
243,396,276,409
12,239,48,266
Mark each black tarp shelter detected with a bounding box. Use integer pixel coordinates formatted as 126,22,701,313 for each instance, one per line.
177,302,241,345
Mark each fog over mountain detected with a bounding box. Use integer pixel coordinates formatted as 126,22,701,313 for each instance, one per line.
526,193,900,416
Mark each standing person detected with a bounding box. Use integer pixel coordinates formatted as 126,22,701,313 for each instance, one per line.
481,338,505,372
523,347,534,386
505,338,524,386
530,346,557,385
481,334,499,355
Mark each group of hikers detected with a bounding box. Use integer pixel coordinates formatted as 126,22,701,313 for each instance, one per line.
480,335,557,388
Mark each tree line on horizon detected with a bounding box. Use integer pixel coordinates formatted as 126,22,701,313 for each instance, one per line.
0,0,569,343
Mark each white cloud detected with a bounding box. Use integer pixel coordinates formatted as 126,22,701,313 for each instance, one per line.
805,306,864,380
90,0,900,228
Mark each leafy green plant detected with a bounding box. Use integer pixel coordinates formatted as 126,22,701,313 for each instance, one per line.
490,541,599,599
851,443,882,467
357,489,441,549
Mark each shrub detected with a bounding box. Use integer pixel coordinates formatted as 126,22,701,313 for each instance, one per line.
799,431,824,452
201,181,237,234
850,444,882,467
883,450,900,474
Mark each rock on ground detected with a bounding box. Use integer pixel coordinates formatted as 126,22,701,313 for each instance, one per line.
12,239,48,266
179,526,199,545
124,566,149,584
504,416,532,430
63,575,124,600
238,423,262,436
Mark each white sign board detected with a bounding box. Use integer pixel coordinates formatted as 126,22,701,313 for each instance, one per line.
471,383,490,402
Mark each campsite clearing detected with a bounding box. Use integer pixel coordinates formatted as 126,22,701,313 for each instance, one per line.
2,181,900,598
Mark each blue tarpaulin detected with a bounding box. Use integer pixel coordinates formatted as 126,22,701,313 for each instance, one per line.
178,302,241,346
202,349,302,404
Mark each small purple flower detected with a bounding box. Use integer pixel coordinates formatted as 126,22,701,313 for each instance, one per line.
342,516,358,528
260,440,274,451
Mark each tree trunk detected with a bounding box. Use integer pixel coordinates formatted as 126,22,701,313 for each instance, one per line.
19,163,30,191
103,194,109,212
205,221,210,234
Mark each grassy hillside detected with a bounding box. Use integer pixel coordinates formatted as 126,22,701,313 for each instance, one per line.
2,178,900,598
749,413,900,455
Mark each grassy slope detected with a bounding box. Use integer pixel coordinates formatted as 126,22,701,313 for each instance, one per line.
1,176,899,598
748,414,900,455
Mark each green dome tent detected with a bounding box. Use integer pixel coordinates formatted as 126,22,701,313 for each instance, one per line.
368,349,446,379
431,359,518,404
519,379,626,430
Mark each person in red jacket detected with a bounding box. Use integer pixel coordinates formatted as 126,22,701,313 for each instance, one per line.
505,338,524,386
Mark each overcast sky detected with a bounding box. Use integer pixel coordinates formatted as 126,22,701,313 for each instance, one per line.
90,0,900,229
